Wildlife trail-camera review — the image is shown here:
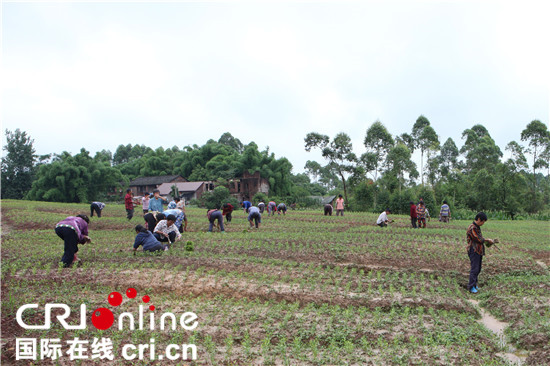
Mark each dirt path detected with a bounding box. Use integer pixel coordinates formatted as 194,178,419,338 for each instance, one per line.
468,299,528,365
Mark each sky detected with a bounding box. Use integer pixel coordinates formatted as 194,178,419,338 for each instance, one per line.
2,0,549,175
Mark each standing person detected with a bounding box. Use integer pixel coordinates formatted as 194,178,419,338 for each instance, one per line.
207,208,225,232
247,206,262,229
149,189,168,213
267,201,277,216
440,200,451,223
90,202,105,218
55,214,91,267
376,209,392,227
142,193,150,214
153,214,181,244
124,189,136,220
467,212,496,293
324,203,333,216
163,208,187,233
144,212,166,233
241,200,252,213
258,201,266,214
416,200,427,228
133,225,168,254
336,195,345,216
409,201,417,228
277,203,287,216
222,203,234,223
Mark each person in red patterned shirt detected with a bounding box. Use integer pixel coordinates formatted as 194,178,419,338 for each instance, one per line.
466,212,496,293
124,189,136,220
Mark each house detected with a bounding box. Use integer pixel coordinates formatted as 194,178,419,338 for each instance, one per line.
129,175,187,196
228,171,270,201
157,181,214,202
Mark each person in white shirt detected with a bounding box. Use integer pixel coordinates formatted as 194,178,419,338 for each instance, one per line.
376,209,392,227
153,214,182,244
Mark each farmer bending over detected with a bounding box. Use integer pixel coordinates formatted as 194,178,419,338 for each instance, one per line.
324,203,333,216
163,208,187,232
277,203,287,215
90,202,105,217
247,206,262,229
207,208,225,232
133,225,168,254
55,214,91,267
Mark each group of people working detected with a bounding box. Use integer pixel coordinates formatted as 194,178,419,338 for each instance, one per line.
57,193,494,296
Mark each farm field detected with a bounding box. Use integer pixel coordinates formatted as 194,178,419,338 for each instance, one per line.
1,199,549,365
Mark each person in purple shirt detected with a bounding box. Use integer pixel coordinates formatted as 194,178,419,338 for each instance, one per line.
55,214,91,267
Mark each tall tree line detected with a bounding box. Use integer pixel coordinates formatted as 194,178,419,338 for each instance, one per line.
2,132,299,203
305,118,550,214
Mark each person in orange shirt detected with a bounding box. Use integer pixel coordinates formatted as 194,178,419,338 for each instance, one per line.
335,195,345,216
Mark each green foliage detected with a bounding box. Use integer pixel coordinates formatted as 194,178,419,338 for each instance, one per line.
1,129,37,199
201,186,231,209
415,186,436,214
253,192,268,204
26,149,126,203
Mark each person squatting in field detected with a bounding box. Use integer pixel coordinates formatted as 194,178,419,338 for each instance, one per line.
324,203,333,216
153,214,182,244
207,208,225,232
416,200,427,228
133,225,168,254
163,208,188,232
336,195,345,216
467,212,497,293
258,201,266,214
55,214,91,267
376,209,392,227
222,203,234,223
125,189,136,220
149,189,168,213
90,202,105,217
440,200,451,222
267,201,277,216
409,201,417,228
247,206,262,228
277,203,287,215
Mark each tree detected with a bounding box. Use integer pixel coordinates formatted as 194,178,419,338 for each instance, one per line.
1,129,37,199
305,132,357,203
460,125,502,173
419,126,440,186
363,121,394,181
521,120,550,211
384,143,418,194
218,132,244,153
410,116,439,185
440,138,459,178
27,149,125,202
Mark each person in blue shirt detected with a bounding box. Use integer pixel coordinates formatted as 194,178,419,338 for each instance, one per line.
149,189,168,213
241,200,252,213
440,200,451,223
132,225,168,254
163,208,187,232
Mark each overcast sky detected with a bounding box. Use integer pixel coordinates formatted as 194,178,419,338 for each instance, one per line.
2,0,549,174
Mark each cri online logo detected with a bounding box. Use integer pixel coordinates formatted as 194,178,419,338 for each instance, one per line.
16,288,198,331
